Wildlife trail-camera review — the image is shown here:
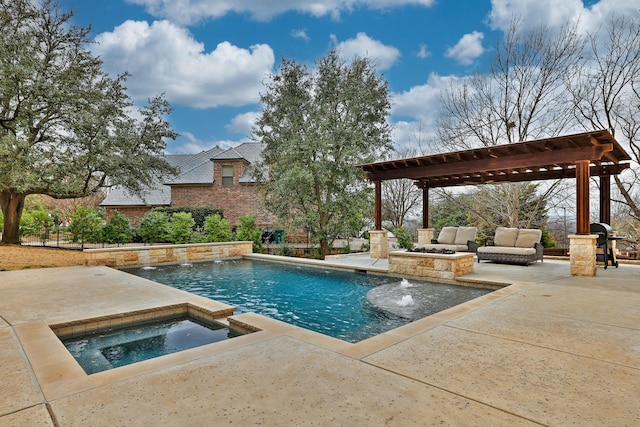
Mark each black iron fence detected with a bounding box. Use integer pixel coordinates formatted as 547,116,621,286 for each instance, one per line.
12,229,150,250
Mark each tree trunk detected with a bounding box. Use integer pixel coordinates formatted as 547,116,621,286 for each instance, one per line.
319,238,330,259
0,191,26,245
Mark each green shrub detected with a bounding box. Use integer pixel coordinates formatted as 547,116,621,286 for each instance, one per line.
20,209,53,240
394,226,414,249
203,214,231,242
68,207,103,243
276,244,294,256
155,206,223,229
235,214,262,252
169,212,195,244
138,211,170,243
102,210,133,244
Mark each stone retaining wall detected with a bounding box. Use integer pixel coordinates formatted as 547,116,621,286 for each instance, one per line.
85,242,253,268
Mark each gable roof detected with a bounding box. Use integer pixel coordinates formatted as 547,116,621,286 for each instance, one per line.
100,143,263,207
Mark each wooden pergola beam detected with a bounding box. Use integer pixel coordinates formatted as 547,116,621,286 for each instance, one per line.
364,145,613,182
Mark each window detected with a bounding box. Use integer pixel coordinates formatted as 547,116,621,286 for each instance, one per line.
221,165,234,187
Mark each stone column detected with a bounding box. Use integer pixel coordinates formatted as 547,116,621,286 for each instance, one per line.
369,230,388,259
417,228,434,245
569,234,597,276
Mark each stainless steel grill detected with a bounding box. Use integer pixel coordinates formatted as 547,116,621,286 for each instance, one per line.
590,222,620,268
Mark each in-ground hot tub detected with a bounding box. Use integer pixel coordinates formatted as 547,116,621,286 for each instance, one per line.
53,305,251,374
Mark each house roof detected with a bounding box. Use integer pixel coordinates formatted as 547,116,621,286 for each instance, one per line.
165,146,224,185
100,143,263,207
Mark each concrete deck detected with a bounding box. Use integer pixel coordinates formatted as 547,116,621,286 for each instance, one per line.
1,255,639,426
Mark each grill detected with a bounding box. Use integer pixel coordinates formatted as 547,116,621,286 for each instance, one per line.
589,222,620,269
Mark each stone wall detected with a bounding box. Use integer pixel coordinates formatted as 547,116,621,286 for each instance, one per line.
388,251,475,281
85,242,253,268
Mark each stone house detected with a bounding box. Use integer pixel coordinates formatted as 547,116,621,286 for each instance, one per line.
100,142,278,229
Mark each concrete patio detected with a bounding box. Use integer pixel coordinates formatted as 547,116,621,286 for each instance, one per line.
1,255,639,426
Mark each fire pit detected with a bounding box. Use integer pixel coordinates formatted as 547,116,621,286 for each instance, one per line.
407,247,456,255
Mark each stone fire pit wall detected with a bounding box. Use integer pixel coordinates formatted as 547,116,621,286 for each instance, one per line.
388,250,475,281
85,242,253,268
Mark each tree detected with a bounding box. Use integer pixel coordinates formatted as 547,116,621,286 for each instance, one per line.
0,0,177,244
253,50,393,258
436,19,584,229
567,16,640,224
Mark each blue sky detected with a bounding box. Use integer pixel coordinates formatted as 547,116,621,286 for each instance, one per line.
58,0,638,154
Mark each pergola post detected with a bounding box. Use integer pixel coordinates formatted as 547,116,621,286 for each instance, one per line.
417,185,433,245
374,180,382,231
600,175,611,224
575,160,591,235
370,180,388,259
570,159,597,276
422,186,429,228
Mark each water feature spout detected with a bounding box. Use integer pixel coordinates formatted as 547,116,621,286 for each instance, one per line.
399,278,413,288
397,295,415,306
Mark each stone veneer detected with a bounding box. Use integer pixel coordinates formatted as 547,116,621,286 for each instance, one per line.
369,230,388,259
388,250,475,281
85,241,253,268
417,228,435,245
569,234,597,276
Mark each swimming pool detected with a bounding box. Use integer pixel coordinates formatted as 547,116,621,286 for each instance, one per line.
126,259,491,342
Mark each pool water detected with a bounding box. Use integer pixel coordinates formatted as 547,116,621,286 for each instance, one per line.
63,317,243,374
126,259,491,343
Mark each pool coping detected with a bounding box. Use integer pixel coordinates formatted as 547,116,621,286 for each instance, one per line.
14,258,526,401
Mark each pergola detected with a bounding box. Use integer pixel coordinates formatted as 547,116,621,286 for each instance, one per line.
358,130,632,235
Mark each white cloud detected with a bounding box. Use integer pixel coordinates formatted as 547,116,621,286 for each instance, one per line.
331,32,401,70
488,0,640,34
417,43,431,59
390,73,463,150
93,20,275,108
226,111,259,135
445,31,485,65
488,0,583,31
291,29,310,41
168,132,245,154
127,0,436,24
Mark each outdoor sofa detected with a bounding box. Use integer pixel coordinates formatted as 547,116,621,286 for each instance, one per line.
477,227,543,265
417,226,479,253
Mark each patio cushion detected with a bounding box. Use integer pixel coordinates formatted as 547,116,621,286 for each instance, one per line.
493,227,519,247
515,229,542,248
437,227,458,245
454,227,477,245
477,246,537,255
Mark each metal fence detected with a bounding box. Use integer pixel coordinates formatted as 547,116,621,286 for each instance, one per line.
16,229,150,250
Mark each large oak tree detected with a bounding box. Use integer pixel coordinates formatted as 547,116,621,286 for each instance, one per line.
0,0,177,244
253,50,392,258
